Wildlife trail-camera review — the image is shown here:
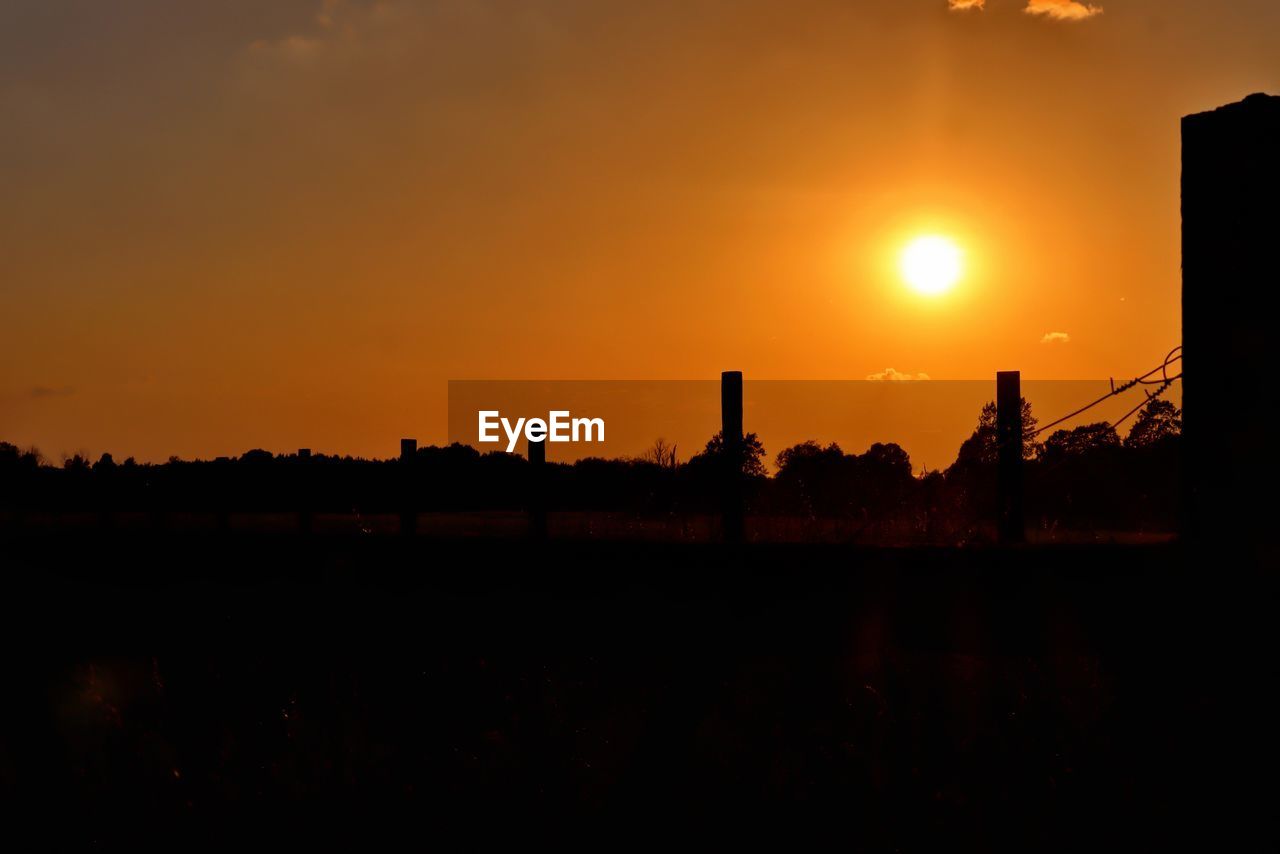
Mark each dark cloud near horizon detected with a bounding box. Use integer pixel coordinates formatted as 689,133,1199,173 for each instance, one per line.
29,385,75,399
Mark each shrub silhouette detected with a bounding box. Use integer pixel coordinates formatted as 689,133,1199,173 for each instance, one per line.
2,405,1183,539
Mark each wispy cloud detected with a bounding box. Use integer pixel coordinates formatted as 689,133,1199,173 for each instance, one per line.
29,385,75,399
315,0,344,30
867,368,931,381
246,33,325,61
947,0,985,10
1024,1,1103,21
1040,332,1072,345
242,0,392,65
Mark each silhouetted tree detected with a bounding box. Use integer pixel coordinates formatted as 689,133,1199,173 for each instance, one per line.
952,425,997,468
640,437,679,470
1040,422,1120,460
774,441,851,515
1124,399,1182,449
861,442,912,479
1,405,1185,541
776,440,844,473
773,440,914,518
63,454,90,472
951,398,1040,468
0,442,39,470
687,431,767,479
417,442,482,465
979,398,1040,458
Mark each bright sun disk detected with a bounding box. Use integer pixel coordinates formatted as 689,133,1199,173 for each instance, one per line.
901,235,962,296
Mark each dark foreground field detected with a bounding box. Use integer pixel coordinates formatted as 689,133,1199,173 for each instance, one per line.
0,532,1272,847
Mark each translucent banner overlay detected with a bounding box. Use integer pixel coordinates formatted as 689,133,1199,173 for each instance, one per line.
448,380,1182,473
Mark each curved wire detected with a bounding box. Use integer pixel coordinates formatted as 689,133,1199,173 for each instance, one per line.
1110,378,1176,431
1163,345,1183,382
1140,347,1183,384
1029,346,1183,437
987,346,1183,454
981,345,1183,460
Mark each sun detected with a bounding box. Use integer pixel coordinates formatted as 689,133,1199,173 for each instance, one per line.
900,235,963,296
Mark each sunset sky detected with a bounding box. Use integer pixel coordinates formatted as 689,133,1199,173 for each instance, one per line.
2,0,1276,462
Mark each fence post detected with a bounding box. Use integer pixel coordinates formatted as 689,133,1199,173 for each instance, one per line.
721,370,745,544
399,438,417,536
298,448,313,534
214,458,230,534
996,370,1025,544
528,437,547,541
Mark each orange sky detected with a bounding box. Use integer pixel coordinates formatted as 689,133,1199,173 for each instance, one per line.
1,1,1276,462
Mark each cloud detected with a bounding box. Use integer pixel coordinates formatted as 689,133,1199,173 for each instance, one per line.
867,368,931,381
242,0,394,66
29,385,74,399
1040,332,1071,345
315,0,344,30
246,34,325,62
947,0,985,10
1024,1,1103,21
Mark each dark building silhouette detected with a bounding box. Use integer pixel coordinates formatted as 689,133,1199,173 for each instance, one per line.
1182,93,1280,549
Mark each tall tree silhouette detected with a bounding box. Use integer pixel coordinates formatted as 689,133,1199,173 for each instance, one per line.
1124,399,1182,449
952,398,1039,467
687,430,767,478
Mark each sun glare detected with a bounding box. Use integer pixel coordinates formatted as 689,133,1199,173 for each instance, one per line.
901,235,963,296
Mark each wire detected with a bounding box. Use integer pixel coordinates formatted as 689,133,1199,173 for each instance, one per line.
1030,390,1118,437
1162,345,1183,382
1028,346,1182,437
1139,347,1182,384
971,345,1185,466
1110,378,1175,431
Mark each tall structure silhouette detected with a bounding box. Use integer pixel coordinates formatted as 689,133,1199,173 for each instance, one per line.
996,371,1024,544
399,438,417,535
1182,93,1279,548
721,371,745,544
527,437,547,541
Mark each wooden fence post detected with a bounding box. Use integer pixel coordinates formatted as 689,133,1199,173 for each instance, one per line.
298,448,313,534
721,370,745,544
997,370,1025,544
528,437,547,541
399,438,417,535
214,458,229,534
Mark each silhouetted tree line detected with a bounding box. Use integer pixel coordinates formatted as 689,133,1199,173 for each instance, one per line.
0,399,1182,536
